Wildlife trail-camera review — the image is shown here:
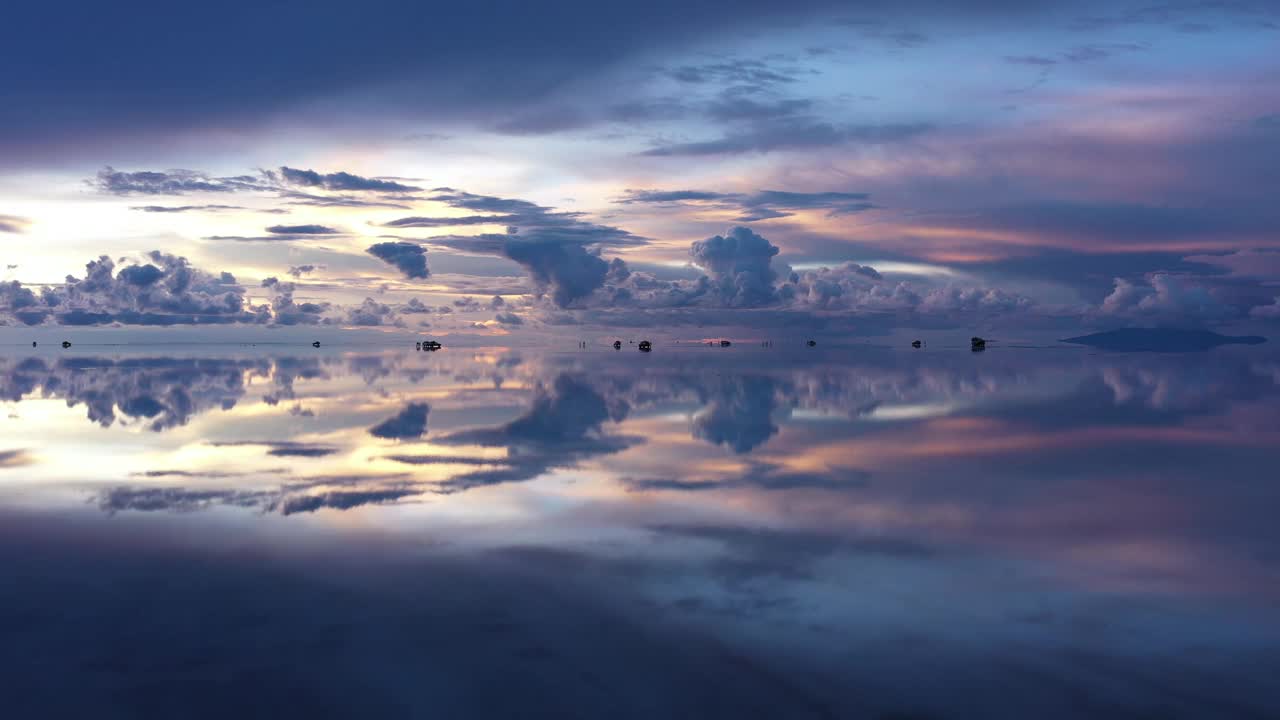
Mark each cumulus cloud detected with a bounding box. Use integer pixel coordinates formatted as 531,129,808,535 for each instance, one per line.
0,251,270,327
494,311,524,325
367,242,429,279
1099,274,1234,323
0,356,268,430
342,297,405,327
689,226,780,307
260,277,330,326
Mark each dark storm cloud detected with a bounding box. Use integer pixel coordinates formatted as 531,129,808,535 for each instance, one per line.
0,214,31,233
366,242,429,279
618,188,875,221
266,224,340,235
369,403,430,440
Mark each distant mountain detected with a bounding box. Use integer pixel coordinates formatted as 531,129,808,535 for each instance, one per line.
1061,328,1267,352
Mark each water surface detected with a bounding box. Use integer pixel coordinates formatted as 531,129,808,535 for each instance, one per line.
2,342,1278,718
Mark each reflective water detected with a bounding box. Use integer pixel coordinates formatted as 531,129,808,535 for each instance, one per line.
2,343,1278,718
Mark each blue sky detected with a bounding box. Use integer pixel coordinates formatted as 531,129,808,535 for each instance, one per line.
3,0,1280,337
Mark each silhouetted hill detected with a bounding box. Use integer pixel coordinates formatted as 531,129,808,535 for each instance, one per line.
1061,328,1267,352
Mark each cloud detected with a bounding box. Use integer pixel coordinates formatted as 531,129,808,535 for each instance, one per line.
411,190,642,308
129,204,284,214
689,226,781,307
0,214,31,233
1005,55,1058,66
369,403,430,439
1250,297,1280,319
1099,273,1235,324
432,374,638,491
382,215,515,228
210,441,341,458
342,297,404,327
618,188,875,221
0,356,269,430
691,375,785,453
666,58,804,88
642,120,930,156
259,277,330,326
1,251,270,327
278,192,413,209
202,234,324,242
95,471,422,515
266,224,340,235
274,166,419,193
367,242,429,279
627,462,869,493
505,240,611,308
287,264,323,278
494,311,524,325
405,189,644,247
90,167,265,195
0,449,34,468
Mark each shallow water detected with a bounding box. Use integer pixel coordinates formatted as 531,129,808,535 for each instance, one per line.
2,342,1278,718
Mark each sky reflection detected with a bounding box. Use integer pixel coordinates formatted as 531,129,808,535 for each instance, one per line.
2,344,1279,718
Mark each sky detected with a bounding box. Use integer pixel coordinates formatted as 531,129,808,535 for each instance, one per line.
3,0,1280,338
